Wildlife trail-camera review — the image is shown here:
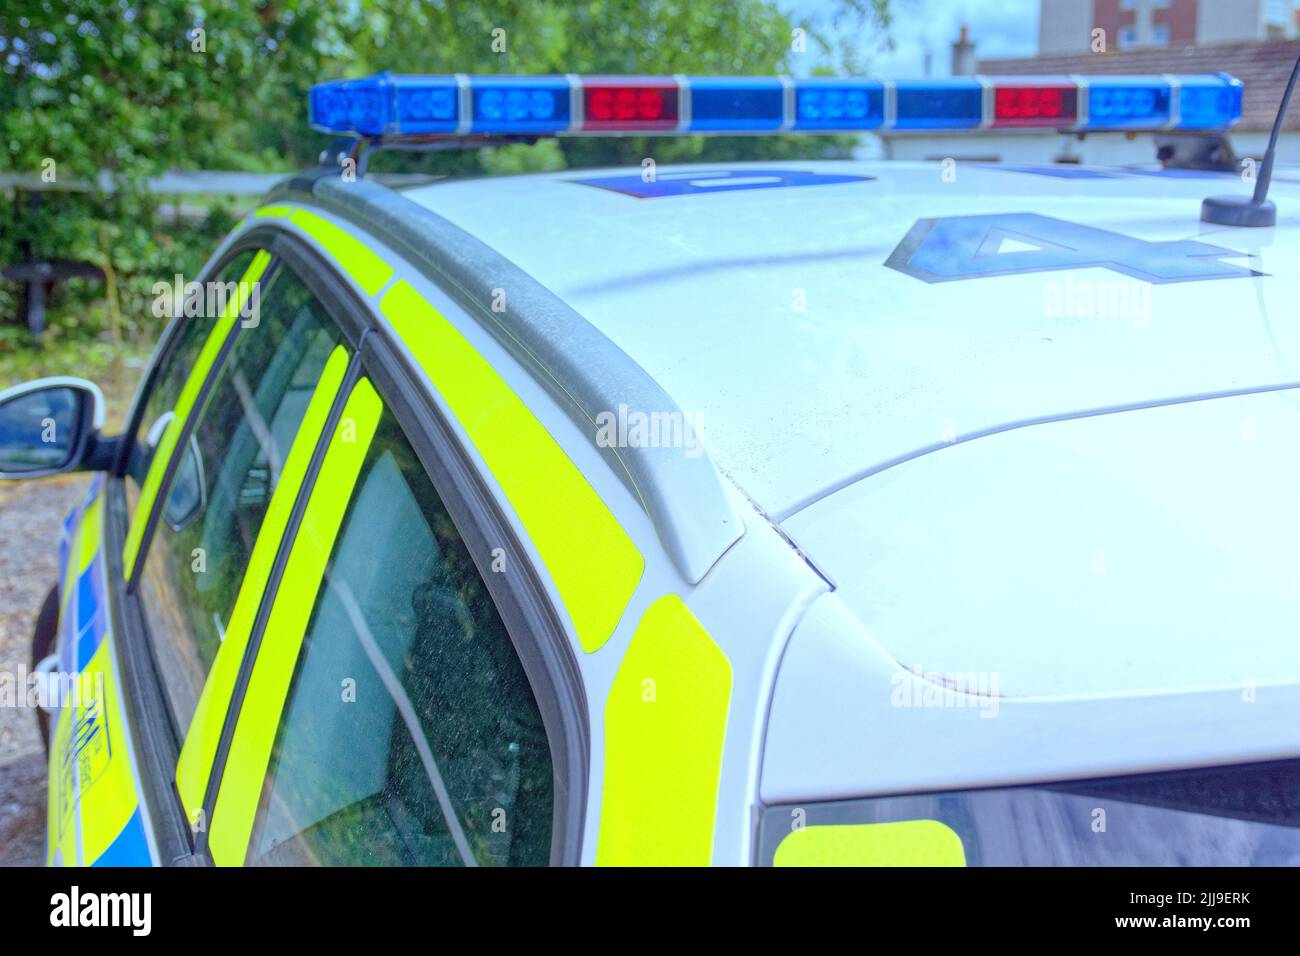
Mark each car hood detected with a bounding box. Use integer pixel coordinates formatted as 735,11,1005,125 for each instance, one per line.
782,384,1300,699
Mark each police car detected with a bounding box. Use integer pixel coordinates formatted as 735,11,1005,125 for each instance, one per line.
2,72,1299,867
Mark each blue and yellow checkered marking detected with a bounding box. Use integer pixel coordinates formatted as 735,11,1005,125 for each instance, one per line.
47,477,155,867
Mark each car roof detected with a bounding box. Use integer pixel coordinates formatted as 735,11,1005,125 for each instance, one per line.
298,156,1300,782
400,159,1300,522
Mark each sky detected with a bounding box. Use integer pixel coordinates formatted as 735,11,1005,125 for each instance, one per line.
786,0,1041,77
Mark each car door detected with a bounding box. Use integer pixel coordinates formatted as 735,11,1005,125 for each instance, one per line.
47,231,371,866
66,218,582,866
44,470,152,866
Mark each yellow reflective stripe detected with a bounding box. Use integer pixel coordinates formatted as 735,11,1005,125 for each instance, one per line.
773,820,967,867
596,595,731,866
45,703,78,865
60,524,80,614
289,208,393,296
61,490,103,613
381,280,643,653
175,346,350,825
122,250,271,579
253,205,291,219
208,379,383,866
74,640,140,864
76,492,103,575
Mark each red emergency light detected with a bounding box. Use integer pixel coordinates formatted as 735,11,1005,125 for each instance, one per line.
991,82,1078,128
581,79,679,131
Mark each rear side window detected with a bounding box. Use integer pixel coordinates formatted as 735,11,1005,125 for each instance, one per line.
760,760,1300,865
126,250,254,520
137,267,343,734
247,411,553,866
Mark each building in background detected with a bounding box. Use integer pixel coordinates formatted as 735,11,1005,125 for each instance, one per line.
876,0,1300,165
1041,0,1300,54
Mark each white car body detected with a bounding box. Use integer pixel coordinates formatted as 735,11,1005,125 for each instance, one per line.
216,159,1300,864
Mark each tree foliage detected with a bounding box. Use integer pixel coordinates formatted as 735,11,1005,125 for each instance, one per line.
0,0,890,342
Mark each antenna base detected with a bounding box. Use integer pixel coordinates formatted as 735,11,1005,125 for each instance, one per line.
1201,194,1277,227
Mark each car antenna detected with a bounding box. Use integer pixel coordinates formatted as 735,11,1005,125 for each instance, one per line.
1202,50,1300,227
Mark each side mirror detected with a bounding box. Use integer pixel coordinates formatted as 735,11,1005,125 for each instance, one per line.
0,377,110,479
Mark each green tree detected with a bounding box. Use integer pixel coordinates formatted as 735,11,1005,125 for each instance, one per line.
1,1,344,341
1,0,891,342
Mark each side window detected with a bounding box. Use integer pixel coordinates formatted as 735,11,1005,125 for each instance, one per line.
138,266,344,734
125,250,254,520
247,411,553,866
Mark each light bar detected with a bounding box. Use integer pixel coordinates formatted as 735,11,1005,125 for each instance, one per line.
472,76,570,134
894,80,982,129
792,78,885,131
689,77,787,132
583,77,679,131
990,76,1078,128
1178,73,1246,130
308,73,1243,137
1082,75,1172,130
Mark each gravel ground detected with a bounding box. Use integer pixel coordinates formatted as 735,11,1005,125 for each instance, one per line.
0,474,89,866
0,755,48,867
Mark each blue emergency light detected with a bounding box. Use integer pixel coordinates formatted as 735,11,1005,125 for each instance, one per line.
308,73,1243,138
